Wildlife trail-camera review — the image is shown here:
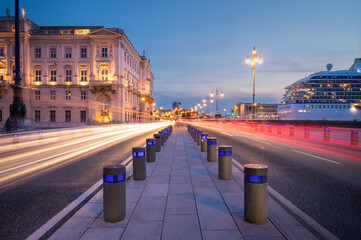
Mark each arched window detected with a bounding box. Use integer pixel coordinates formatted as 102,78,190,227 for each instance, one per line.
49,65,57,82
97,63,110,81
101,68,108,81
79,65,88,82
33,65,42,82
64,65,72,82
0,62,6,81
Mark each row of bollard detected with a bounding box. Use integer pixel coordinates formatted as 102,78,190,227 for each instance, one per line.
188,124,268,224
103,125,173,223
254,124,359,145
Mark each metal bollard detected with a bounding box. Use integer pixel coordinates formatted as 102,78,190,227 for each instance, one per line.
324,128,330,141
218,146,232,180
193,129,198,141
154,134,161,152
268,126,272,133
351,131,358,145
197,131,203,146
207,137,217,162
103,164,126,222
304,127,310,138
146,138,156,162
158,131,165,146
201,133,208,152
132,147,146,180
277,126,282,135
163,129,168,142
289,126,294,136
244,164,268,224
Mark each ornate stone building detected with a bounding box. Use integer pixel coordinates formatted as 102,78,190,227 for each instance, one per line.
0,11,154,127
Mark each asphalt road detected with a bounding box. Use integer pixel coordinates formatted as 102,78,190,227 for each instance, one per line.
191,122,361,240
0,123,168,240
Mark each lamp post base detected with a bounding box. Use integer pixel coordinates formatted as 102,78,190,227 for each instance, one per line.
215,111,222,118
4,117,34,132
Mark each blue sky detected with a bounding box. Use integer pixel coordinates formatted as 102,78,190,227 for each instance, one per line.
2,0,360,113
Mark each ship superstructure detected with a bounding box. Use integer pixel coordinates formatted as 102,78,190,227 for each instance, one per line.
278,58,361,120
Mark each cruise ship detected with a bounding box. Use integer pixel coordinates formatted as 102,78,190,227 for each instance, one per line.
278,58,361,121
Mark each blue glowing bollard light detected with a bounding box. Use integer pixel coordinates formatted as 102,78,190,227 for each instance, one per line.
208,140,217,145
133,151,145,157
104,174,125,183
248,174,267,183
219,150,232,156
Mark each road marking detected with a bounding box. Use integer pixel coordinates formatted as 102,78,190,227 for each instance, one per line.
219,131,234,137
252,139,273,145
231,158,338,240
26,154,134,240
292,150,341,165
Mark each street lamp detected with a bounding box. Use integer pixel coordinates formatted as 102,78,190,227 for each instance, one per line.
245,46,263,116
210,88,224,117
6,0,30,131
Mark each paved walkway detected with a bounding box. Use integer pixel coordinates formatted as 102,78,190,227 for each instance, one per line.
49,127,317,240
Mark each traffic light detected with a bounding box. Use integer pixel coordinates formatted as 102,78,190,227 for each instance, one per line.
231,110,234,116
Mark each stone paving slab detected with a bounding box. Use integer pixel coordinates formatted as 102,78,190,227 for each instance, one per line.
48,126,318,240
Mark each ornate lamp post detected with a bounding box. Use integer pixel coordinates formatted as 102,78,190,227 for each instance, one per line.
5,0,30,131
245,47,263,116
210,88,224,118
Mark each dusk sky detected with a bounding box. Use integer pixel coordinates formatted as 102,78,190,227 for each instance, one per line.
1,0,360,113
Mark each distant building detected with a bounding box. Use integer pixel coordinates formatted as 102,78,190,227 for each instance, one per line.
172,102,181,109
0,11,154,127
234,102,278,118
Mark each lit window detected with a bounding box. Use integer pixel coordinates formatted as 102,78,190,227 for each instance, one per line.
102,48,107,57
35,70,42,81
65,48,72,58
101,69,108,81
35,48,41,58
66,90,71,100
50,70,57,82
81,70,87,82
65,70,72,82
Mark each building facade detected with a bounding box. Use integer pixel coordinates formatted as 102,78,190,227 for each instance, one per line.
0,12,154,127
172,102,181,110
234,102,278,118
